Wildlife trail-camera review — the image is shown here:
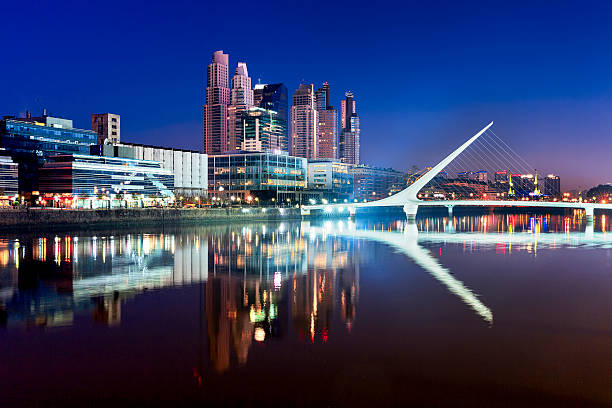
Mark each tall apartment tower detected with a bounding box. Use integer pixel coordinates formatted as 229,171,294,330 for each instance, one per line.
314,83,338,159
204,50,230,155
290,84,317,159
92,113,120,145
253,83,289,152
339,91,360,164
227,62,253,151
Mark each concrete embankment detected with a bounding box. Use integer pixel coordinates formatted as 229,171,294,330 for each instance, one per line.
0,208,303,231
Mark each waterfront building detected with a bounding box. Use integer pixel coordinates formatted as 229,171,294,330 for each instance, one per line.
339,92,360,164
92,142,208,198
0,111,97,193
92,113,120,145
307,159,353,201
227,62,254,151
544,174,561,197
350,164,405,201
0,154,18,204
314,83,338,159
290,84,317,159
204,50,230,155
494,171,507,184
253,83,288,152
240,107,285,153
39,154,175,208
208,151,307,202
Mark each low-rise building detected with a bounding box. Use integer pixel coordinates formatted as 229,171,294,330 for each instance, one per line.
39,154,175,208
0,154,18,205
350,165,406,202
208,151,307,203
92,142,208,198
0,111,97,194
307,160,353,201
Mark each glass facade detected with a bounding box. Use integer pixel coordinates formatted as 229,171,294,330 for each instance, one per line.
307,160,353,200
39,154,175,208
241,107,286,153
208,152,307,200
0,119,97,192
253,83,288,153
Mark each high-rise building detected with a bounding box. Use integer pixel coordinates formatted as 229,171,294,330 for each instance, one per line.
227,62,253,152
204,50,230,155
241,107,285,152
290,84,317,159
339,91,360,164
92,113,120,145
314,83,337,159
254,83,288,152
544,174,561,197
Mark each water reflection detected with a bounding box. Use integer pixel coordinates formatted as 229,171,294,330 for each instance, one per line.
0,213,609,373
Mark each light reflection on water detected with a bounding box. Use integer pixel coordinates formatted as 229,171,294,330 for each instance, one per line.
1,213,612,405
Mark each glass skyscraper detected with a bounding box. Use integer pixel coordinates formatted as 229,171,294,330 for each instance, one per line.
254,83,288,153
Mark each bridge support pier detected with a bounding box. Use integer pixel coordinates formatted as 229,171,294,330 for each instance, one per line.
445,204,455,218
403,203,419,222
585,206,594,224
348,207,356,219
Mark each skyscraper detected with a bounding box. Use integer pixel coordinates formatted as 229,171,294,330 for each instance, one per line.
254,83,288,152
339,91,360,164
290,84,317,159
227,62,253,151
314,83,337,159
240,107,285,152
204,50,230,155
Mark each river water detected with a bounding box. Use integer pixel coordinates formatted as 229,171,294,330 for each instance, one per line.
1,213,611,407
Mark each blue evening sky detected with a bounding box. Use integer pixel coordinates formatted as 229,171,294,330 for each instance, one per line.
2,0,611,188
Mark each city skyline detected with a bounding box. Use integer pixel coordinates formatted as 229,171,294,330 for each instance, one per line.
2,1,612,189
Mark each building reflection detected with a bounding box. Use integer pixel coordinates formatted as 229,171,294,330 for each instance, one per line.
203,223,360,373
2,214,601,374
0,232,208,328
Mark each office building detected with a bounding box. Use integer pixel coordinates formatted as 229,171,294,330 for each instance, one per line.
0,154,18,204
290,84,317,159
339,91,360,164
314,83,338,159
241,107,285,153
227,62,254,151
92,113,120,144
204,50,230,155
544,174,561,197
307,160,353,201
92,142,208,198
0,111,97,193
39,154,175,208
208,151,307,202
253,83,288,152
351,165,405,201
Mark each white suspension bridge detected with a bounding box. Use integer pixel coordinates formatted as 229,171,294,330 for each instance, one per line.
303,121,612,221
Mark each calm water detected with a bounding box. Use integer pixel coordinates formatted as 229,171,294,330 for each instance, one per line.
1,213,612,407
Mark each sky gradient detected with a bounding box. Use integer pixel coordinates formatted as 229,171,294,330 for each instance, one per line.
2,0,611,189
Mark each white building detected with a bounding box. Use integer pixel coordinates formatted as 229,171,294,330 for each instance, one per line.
95,142,208,198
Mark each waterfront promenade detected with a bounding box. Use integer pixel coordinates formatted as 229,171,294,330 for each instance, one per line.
0,207,303,230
